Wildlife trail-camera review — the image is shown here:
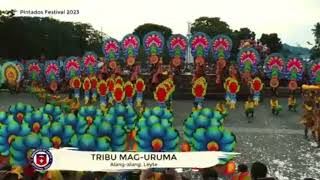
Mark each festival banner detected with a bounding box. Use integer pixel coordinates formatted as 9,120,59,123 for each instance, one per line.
35,148,240,171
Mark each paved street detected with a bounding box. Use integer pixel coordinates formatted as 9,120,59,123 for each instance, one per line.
0,93,319,179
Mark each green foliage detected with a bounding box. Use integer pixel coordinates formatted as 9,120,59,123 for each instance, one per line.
311,23,320,60
259,33,282,53
191,17,232,37
0,13,105,59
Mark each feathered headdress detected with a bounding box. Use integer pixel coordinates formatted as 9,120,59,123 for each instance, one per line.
82,52,98,75
64,56,81,80
212,34,232,60
103,38,120,70
143,31,164,64
121,34,140,66
1,61,22,86
190,32,210,65
167,34,187,67
27,60,42,82
310,62,320,84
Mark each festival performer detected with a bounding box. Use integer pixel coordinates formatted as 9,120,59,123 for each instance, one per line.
44,60,61,94
270,97,282,115
301,84,320,140
27,60,42,87
1,61,22,93
285,57,304,95
189,32,210,83
224,77,240,109
103,37,121,76
212,34,232,85
143,31,164,87
82,51,99,103
245,96,255,119
192,76,207,111
167,34,188,77
121,34,140,81
250,77,264,106
288,95,297,112
97,80,108,112
215,101,228,118
64,56,82,102
237,48,260,84
265,53,285,97
135,77,146,114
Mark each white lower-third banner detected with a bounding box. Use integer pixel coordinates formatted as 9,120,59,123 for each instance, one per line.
30,148,239,171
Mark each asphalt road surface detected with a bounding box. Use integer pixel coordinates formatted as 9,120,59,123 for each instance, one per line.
0,92,319,179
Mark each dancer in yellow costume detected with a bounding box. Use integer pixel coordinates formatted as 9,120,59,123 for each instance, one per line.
270,97,282,115
288,95,297,112
245,96,255,119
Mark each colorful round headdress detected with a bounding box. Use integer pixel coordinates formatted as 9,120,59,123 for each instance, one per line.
190,32,210,65
45,60,60,83
167,34,188,67
212,34,232,60
237,48,260,79
285,57,304,91
82,52,98,75
27,60,42,82
121,34,140,66
309,62,320,84
64,56,81,80
285,57,304,80
264,53,285,88
103,38,120,70
143,31,164,64
1,61,22,85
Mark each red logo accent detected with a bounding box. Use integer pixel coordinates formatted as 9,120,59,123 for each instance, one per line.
36,154,47,166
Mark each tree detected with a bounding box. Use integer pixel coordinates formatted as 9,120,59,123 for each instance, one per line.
311,22,320,60
259,33,282,53
190,17,232,37
133,23,173,64
0,14,104,59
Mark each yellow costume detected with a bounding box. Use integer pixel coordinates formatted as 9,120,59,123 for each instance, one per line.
288,96,297,111
215,103,228,117
270,99,282,115
245,100,254,118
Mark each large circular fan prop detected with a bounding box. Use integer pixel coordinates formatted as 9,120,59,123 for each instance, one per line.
2,62,22,86
64,56,81,80
121,34,140,66
45,61,61,93
143,31,164,65
189,32,210,65
82,51,98,76
103,38,120,71
285,57,304,91
167,34,187,68
212,35,232,85
310,62,320,84
27,60,42,84
237,48,260,83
